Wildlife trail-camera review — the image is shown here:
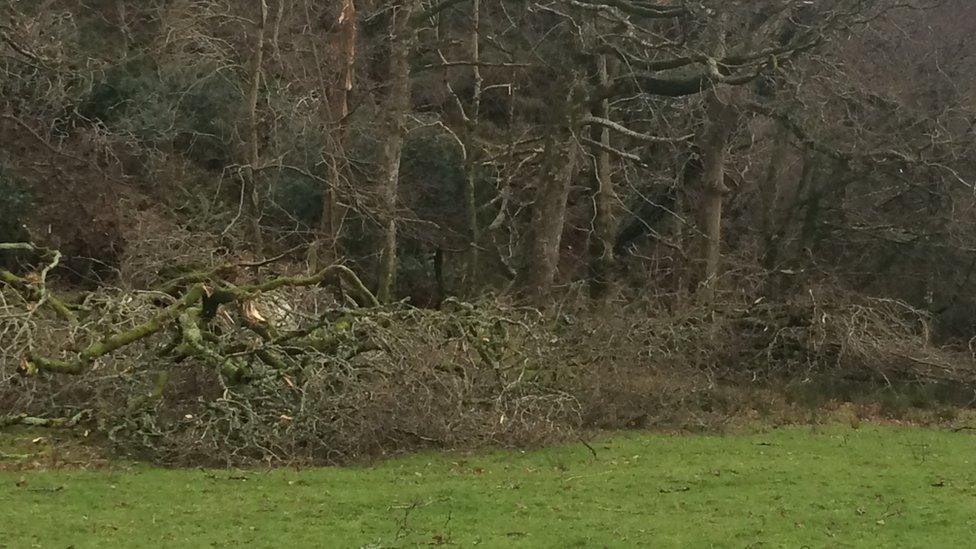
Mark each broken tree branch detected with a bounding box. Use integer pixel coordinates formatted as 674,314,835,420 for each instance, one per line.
22,263,378,376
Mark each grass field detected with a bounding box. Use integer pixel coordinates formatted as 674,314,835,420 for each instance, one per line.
2,424,975,548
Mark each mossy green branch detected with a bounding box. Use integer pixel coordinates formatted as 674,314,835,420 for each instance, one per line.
22,263,376,378
26,284,207,375
238,264,380,308
1,268,77,324
0,244,75,323
86,285,207,360
177,306,251,381
0,410,88,428
156,264,239,296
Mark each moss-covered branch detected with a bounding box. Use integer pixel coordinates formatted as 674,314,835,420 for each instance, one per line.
22,263,377,378
25,284,206,375
0,242,77,323
239,264,380,308
176,306,252,381
1,410,89,428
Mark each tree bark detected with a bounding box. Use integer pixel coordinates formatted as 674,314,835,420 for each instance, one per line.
464,0,483,291
758,123,790,270
697,90,736,302
588,54,615,300
243,0,268,250
375,1,417,303
523,135,580,297
320,0,357,262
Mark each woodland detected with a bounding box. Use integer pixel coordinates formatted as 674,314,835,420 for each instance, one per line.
2,0,976,465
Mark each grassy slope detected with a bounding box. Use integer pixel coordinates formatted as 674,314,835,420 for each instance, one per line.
1,425,975,548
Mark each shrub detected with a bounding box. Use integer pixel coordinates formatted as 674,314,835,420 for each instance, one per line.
77,59,242,169
267,170,323,228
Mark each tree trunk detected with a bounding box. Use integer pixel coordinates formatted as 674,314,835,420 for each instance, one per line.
588,54,615,300
375,1,416,303
800,157,849,257
522,136,580,297
464,0,483,292
243,0,268,250
697,90,736,302
758,123,789,270
318,0,357,264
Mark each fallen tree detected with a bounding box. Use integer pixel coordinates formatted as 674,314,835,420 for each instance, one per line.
20,261,378,378
3,243,976,465
1,243,581,464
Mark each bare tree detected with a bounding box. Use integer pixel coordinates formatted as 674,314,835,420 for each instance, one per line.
322,0,357,264
696,89,737,301
463,0,483,290
375,0,420,302
243,0,269,250
588,53,616,299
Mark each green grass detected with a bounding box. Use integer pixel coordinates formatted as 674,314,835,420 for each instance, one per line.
2,425,975,548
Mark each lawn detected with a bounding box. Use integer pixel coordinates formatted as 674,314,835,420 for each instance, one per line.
2,424,975,548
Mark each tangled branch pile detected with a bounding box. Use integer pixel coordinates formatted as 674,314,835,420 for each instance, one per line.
3,244,975,465
2,245,582,463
